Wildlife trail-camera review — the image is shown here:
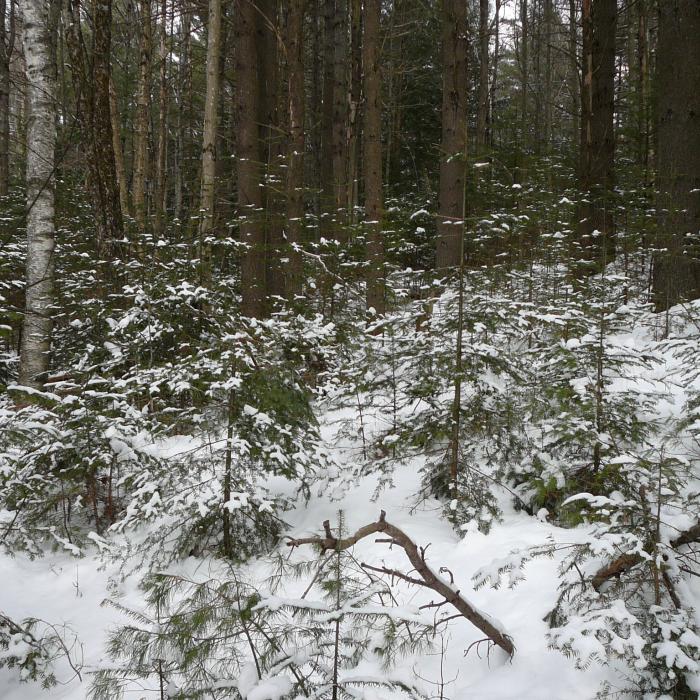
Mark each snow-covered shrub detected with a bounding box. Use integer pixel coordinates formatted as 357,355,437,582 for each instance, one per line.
92,519,432,699
546,447,700,696
0,611,80,689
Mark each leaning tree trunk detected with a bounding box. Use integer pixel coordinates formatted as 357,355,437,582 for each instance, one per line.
363,0,384,316
19,0,56,389
236,0,265,318
198,0,222,286
435,0,468,270
652,0,700,309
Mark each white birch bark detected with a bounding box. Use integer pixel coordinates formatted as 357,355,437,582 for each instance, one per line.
19,0,55,389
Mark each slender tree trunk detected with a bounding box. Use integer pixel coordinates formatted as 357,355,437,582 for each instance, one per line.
320,0,334,236
543,0,552,153
154,0,169,237
435,0,468,270
652,0,700,308
490,0,500,148
198,0,221,285
64,0,123,260
285,0,305,300
173,4,191,226
476,0,489,153
236,0,264,317
258,0,285,301
109,76,130,217
132,0,152,236
19,0,56,389
0,0,14,195
347,0,361,220
569,0,579,157
519,0,529,160
364,0,384,315
331,0,348,238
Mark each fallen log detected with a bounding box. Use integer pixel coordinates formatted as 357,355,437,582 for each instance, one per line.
591,522,700,592
286,510,515,657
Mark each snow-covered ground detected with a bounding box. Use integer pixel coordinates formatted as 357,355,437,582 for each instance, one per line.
2,303,699,699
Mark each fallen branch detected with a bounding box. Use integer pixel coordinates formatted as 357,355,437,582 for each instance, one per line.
286,511,515,657
591,522,700,592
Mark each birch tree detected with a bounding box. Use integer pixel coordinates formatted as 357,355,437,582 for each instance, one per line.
19,0,55,389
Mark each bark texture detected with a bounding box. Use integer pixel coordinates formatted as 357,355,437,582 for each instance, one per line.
578,0,616,265
435,0,468,269
285,0,305,299
236,0,265,317
363,0,384,315
652,0,700,308
19,0,56,388
198,0,222,284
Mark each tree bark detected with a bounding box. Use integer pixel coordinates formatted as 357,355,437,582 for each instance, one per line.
578,0,616,266
331,0,348,239
109,76,130,218
363,0,384,316
476,0,489,153
652,0,700,308
435,0,468,270
132,0,152,237
19,0,56,389
236,0,265,318
198,0,222,285
153,0,169,237
64,0,124,260
0,0,14,195
285,0,305,300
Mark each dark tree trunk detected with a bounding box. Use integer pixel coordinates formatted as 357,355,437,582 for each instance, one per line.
364,0,384,315
578,0,616,266
64,0,124,260
236,0,265,318
435,0,468,270
0,0,14,196
285,0,305,299
476,0,489,152
652,0,700,309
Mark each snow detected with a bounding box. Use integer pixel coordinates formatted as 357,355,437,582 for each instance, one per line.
2,300,700,698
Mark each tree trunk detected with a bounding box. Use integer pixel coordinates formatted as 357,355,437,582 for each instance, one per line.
64,0,124,261
476,0,489,153
109,76,130,217
258,0,285,302
569,0,579,158
0,0,14,196
198,0,222,285
578,0,616,266
652,0,700,308
153,0,169,237
19,0,56,389
132,0,152,237
285,0,305,300
519,0,528,161
364,0,384,316
236,0,264,318
331,0,348,239
435,0,468,270
320,0,334,237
